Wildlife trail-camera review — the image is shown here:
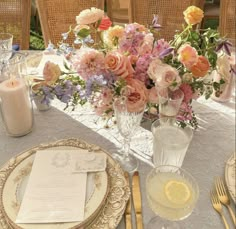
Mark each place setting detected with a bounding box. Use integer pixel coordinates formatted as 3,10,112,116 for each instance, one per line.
0,138,130,229
0,2,235,229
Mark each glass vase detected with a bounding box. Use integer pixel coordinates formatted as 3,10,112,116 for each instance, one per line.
157,87,184,125
211,70,235,103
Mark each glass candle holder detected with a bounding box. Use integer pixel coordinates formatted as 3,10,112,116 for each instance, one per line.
0,52,34,137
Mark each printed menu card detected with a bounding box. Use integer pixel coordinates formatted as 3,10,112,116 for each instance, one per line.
16,150,87,223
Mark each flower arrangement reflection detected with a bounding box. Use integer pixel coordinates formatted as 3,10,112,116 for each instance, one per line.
34,6,235,128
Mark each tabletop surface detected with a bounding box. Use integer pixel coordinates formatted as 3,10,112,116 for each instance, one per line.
0,52,235,229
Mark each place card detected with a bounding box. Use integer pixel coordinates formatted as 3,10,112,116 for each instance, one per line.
16,150,87,224
73,152,107,173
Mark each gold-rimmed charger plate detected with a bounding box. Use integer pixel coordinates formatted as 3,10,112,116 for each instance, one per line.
225,152,236,203
0,138,130,229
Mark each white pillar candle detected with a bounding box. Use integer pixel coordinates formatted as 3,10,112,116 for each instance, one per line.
0,78,33,136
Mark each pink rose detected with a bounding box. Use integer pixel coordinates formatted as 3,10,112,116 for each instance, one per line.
179,83,193,103
178,44,198,69
93,88,113,117
43,61,61,85
148,87,159,104
105,52,134,78
98,16,112,31
125,79,148,112
148,59,181,90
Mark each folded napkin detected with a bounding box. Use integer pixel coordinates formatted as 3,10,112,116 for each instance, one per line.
16,149,106,224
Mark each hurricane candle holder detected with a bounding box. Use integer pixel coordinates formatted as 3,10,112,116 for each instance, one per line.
0,52,34,137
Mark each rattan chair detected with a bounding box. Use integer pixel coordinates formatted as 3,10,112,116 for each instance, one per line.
219,0,235,45
0,0,31,50
36,0,104,47
107,0,130,24
129,0,204,41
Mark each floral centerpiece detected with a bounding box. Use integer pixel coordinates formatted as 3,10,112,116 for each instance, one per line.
33,6,235,128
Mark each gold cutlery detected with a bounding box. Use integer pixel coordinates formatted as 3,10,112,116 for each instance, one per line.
132,171,143,229
124,172,132,229
215,177,236,225
210,189,230,229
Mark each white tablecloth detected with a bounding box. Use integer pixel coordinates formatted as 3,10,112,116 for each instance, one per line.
0,52,235,228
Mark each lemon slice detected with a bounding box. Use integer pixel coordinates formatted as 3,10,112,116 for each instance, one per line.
164,180,191,205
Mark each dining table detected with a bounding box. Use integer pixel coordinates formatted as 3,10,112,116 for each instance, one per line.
0,51,235,229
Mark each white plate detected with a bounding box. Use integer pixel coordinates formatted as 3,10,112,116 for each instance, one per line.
0,138,130,229
225,152,236,203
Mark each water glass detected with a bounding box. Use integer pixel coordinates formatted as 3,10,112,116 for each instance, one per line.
0,33,13,50
151,119,193,168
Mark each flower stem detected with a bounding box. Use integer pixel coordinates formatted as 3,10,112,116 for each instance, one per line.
170,25,192,46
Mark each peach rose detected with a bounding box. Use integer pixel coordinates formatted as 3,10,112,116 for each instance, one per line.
183,6,204,25
125,79,148,112
43,61,61,85
148,59,181,89
98,16,112,31
178,44,198,69
105,52,134,78
148,87,159,104
190,56,210,78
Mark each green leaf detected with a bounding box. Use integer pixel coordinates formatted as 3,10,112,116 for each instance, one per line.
77,28,91,38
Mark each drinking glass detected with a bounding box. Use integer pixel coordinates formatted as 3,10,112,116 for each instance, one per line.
0,33,13,63
157,87,184,125
113,97,145,172
151,118,193,168
146,165,199,229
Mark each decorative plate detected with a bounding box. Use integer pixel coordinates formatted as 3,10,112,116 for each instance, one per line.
225,153,236,203
0,138,130,229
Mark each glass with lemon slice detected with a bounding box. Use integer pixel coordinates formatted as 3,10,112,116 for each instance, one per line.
146,165,199,228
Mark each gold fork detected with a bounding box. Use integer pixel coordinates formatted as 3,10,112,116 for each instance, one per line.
210,190,230,229
215,177,236,225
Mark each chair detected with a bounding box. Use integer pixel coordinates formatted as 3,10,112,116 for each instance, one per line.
36,0,104,47
106,0,130,24
129,0,204,41
219,0,235,45
201,0,220,29
0,0,31,50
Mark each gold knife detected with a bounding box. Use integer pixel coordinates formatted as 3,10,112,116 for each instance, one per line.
132,171,143,229
124,172,132,229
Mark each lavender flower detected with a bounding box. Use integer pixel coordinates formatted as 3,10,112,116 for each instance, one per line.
85,75,107,98
152,15,162,30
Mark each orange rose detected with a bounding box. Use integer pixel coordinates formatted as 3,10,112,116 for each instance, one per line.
183,6,204,25
190,56,210,78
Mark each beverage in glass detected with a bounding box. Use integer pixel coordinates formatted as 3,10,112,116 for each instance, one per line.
146,165,199,228
152,119,193,167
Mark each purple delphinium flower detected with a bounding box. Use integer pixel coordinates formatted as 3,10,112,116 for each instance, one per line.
85,75,107,98
41,86,54,105
134,54,153,85
119,24,145,55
